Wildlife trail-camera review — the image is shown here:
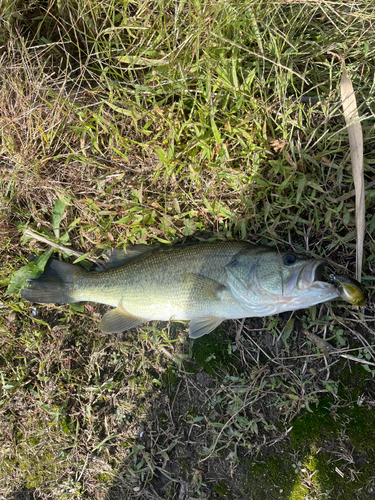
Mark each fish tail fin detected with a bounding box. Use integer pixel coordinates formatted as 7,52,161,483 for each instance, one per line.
21,259,84,304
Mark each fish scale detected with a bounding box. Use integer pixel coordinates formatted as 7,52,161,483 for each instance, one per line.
73,240,251,320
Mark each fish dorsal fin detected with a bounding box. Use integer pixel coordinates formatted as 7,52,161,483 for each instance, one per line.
99,304,145,334
98,245,159,271
189,316,225,339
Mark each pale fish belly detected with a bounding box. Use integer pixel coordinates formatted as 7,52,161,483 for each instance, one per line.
121,286,251,322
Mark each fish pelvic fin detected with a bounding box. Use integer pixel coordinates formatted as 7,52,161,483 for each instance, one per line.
21,259,84,304
189,316,225,339
99,305,145,334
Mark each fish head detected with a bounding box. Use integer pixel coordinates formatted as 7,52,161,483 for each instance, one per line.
225,248,340,315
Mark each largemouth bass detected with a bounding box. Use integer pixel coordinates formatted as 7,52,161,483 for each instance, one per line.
21,241,341,338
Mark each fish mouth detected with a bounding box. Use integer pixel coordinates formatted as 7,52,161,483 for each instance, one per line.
312,260,325,283
300,259,340,298
277,258,340,309
295,259,335,291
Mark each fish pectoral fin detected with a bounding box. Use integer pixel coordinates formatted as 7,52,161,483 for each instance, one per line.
99,306,145,334
189,316,225,339
184,273,227,301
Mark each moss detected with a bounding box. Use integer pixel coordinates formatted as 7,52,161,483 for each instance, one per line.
312,402,375,499
287,364,375,499
244,454,306,500
290,397,340,447
346,404,375,450
337,359,375,401
161,361,197,399
214,480,233,499
162,365,183,389
191,325,237,375
237,358,375,500
21,452,57,488
28,437,40,446
95,472,112,483
179,457,192,474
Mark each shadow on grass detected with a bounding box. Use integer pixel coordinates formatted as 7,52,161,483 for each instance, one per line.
102,317,375,500
103,322,303,500
7,489,43,500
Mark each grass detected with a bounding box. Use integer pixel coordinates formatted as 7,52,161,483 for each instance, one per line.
1,0,375,498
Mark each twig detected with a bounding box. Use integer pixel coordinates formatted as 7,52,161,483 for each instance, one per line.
159,346,184,366
339,353,375,367
23,229,104,264
335,180,375,203
304,330,375,367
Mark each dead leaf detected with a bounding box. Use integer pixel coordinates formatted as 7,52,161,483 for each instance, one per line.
340,64,365,282
304,331,334,358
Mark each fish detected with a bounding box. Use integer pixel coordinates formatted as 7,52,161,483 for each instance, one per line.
21,240,341,339
330,274,368,306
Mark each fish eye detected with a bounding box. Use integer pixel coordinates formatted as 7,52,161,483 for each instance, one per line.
283,253,297,266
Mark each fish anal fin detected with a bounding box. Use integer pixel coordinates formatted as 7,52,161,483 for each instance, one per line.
189,316,225,339
99,305,145,334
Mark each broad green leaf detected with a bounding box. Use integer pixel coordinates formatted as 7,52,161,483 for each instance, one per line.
72,253,91,264
69,302,85,312
236,415,250,426
182,219,196,236
282,318,295,342
211,422,225,428
211,117,221,144
52,198,67,239
6,249,53,296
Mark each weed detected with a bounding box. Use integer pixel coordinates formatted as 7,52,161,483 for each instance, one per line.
1,0,375,498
